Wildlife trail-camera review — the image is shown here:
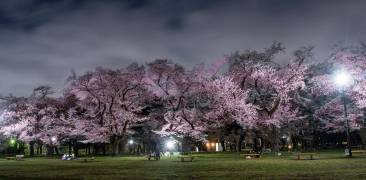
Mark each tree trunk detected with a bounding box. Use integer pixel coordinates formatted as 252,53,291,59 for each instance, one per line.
182,136,192,152
111,135,124,156
236,128,246,152
237,134,245,152
68,139,72,155
73,140,79,157
55,147,59,155
46,146,54,156
29,141,35,157
271,125,280,153
220,137,226,152
111,135,118,156
38,144,43,155
102,144,106,155
118,140,125,154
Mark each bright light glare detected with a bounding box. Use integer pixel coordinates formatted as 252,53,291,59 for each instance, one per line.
334,71,353,87
166,141,175,149
51,136,57,142
10,139,16,145
128,140,134,145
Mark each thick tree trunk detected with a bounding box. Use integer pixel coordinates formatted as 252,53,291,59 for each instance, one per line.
29,141,35,157
46,146,54,156
55,147,59,155
111,135,124,156
118,140,125,154
254,137,264,153
68,140,72,155
182,136,192,152
111,135,118,156
271,125,280,153
102,144,106,155
237,133,245,152
37,144,43,155
236,128,246,152
73,140,79,157
220,137,226,152
87,144,90,155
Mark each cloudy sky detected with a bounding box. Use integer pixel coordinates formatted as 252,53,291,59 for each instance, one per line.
1,0,366,96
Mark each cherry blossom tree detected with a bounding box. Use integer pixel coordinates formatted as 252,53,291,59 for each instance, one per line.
146,59,207,140
66,63,149,156
312,45,366,133
0,86,64,156
227,43,308,151
315,97,363,132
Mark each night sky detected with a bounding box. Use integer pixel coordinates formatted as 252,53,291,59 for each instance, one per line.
1,0,366,96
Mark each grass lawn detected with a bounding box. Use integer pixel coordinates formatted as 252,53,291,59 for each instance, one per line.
1,150,366,180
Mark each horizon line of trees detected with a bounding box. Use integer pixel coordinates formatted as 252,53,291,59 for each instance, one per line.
1,42,366,156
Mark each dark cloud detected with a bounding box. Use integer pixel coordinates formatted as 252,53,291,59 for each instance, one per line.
0,0,366,96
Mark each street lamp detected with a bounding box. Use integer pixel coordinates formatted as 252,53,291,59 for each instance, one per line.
128,139,134,145
333,70,353,157
166,140,175,150
51,136,57,143
9,139,16,146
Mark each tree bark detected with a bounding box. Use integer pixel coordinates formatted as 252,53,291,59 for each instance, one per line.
271,125,280,153
46,146,54,156
73,140,79,157
219,137,226,151
237,133,245,152
29,141,35,157
111,135,124,156
55,147,59,155
68,139,72,155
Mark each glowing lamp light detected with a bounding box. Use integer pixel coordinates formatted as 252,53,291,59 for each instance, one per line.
211,143,215,147
128,140,134,145
166,141,175,149
288,144,293,149
51,136,57,142
334,70,353,87
10,139,16,145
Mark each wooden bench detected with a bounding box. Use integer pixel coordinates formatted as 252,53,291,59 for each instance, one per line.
5,155,24,161
147,154,160,161
296,153,315,160
5,157,15,160
16,155,24,161
180,155,194,162
352,150,366,156
241,153,261,159
79,157,95,162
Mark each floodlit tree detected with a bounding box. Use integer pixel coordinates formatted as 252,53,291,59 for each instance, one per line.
146,59,208,141
66,63,149,156
312,45,366,133
227,43,308,151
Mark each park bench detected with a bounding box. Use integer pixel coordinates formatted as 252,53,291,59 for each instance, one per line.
296,153,315,160
241,153,261,159
5,155,24,161
241,148,253,152
78,157,95,162
352,150,366,156
179,155,194,162
5,157,15,160
147,154,160,161
16,155,24,161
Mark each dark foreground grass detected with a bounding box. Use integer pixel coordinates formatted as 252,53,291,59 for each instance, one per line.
1,151,366,180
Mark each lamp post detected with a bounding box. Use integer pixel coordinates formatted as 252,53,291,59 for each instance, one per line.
166,140,175,150
334,70,353,157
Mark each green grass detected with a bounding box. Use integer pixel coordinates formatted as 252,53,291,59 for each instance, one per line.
1,151,366,179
